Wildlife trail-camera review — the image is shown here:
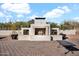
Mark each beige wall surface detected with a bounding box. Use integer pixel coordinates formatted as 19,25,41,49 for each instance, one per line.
60,30,76,35
0,30,20,36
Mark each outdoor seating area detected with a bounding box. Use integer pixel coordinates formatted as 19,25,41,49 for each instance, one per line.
0,32,79,56
0,39,79,56
57,40,79,54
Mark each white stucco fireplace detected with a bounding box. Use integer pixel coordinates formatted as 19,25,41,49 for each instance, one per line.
18,17,62,41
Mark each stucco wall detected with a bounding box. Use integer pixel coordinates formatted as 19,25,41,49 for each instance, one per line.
30,35,50,41
0,30,20,36
0,30,12,36
18,35,51,41
60,30,76,35
18,35,30,40
51,35,62,40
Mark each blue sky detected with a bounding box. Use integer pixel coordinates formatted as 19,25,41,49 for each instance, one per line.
0,3,79,24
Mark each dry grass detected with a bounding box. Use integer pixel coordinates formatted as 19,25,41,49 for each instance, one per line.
67,31,79,41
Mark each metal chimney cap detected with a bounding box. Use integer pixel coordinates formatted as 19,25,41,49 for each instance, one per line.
35,17,46,20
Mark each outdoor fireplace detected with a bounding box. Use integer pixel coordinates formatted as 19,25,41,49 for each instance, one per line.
35,28,46,35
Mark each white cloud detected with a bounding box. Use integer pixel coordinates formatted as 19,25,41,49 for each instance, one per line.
16,19,21,22
61,6,70,12
44,9,64,19
73,17,79,22
0,11,13,22
6,15,12,18
44,6,71,19
73,17,79,20
1,3,31,14
17,14,24,18
6,18,10,23
5,15,13,23
28,15,39,19
0,12,5,17
30,15,39,19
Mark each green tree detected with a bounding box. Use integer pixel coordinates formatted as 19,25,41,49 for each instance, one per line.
50,22,59,28
60,21,79,30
